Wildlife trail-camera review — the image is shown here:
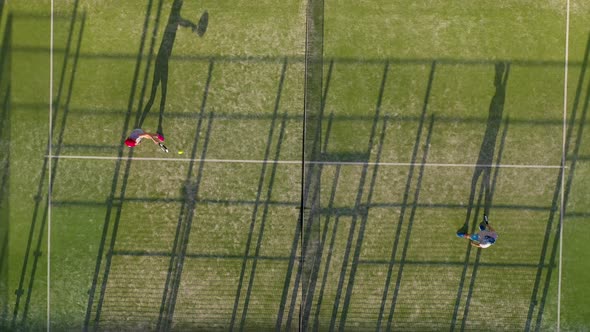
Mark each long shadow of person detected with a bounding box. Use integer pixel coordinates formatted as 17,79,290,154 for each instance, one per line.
459,62,510,231
137,0,208,135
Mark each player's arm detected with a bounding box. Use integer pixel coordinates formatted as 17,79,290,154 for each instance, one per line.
139,133,159,144
470,241,482,248
179,18,197,30
487,225,495,232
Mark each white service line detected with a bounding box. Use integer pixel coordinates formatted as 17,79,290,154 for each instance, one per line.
46,154,566,169
48,0,54,330
558,1,570,331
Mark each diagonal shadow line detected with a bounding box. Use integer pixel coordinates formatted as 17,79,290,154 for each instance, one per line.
376,60,436,332
162,112,215,331
449,177,485,332
292,0,325,328
93,156,138,328
300,116,335,332
11,0,78,323
563,33,590,157
274,72,327,331
449,62,509,332
532,33,590,332
306,112,339,332
312,199,341,332
137,0,200,132
276,0,325,328
9,3,80,326
239,113,289,332
156,59,214,332
488,117,510,213
534,210,562,332
289,59,334,332
84,0,161,328
339,117,389,331
0,87,9,325
228,59,287,332
523,161,563,332
0,1,4,29
386,115,435,331
275,151,314,332
0,19,10,97
460,117,510,331
20,10,87,326
328,61,389,332
339,84,391,332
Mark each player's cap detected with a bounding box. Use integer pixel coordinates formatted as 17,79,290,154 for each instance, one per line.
125,138,137,147
157,133,164,142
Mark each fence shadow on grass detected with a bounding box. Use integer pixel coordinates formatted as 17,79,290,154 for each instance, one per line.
0,5,10,326
230,60,290,332
158,110,215,331
10,2,84,328
156,59,213,331
42,55,581,332
84,0,164,329
372,60,436,332
337,63,391,332
525,32,590,332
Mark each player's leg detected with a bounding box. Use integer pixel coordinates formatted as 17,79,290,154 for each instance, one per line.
456,223,470,238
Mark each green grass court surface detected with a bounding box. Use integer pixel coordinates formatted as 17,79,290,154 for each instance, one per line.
1,0,590,331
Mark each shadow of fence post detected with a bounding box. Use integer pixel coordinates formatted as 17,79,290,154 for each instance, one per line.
0,6,10,328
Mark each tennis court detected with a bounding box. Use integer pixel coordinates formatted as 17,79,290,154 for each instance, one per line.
1,0,589,331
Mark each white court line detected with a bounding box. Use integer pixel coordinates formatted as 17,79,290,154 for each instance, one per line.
558,1,570,331
48,0,54,330
46,154,567,169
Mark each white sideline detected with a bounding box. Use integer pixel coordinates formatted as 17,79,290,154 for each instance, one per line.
46,154,566,169
558,1,570,331
47,1,54,331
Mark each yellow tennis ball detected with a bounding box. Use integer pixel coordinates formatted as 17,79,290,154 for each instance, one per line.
178,150,184,155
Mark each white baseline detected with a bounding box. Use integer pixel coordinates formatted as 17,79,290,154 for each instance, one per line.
46,155,566,169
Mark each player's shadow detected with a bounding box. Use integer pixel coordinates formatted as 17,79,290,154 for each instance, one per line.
460,62,510,230
136,0,208,134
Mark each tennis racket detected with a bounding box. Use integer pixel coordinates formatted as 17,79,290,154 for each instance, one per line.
159,142,169,153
